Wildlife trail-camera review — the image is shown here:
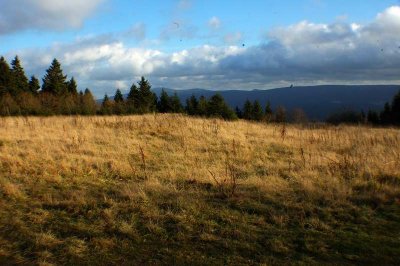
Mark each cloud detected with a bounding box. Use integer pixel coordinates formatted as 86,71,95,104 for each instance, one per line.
208,16,221,30
0,0,103,34
6,6,400,96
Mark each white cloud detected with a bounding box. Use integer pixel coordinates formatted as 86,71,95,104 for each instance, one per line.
6,6,400,96
0,0,103,34
208,16,221,30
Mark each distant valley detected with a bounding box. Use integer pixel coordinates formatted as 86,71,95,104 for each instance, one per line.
150,85,400,120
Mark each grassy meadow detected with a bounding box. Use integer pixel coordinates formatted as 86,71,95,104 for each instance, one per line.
0,114,399,265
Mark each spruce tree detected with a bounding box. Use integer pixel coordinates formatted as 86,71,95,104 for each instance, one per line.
114,89,124,103
67,77,78,95
0,56,12,96
391,90,400,125
185,95,198,115
28,76,40,94
235,106,243,118
42,59,68,95
113,89,125,115
137,77,156,113
158,89,172,113
101,94,113,115
265,101,273,122
380,102,392,125
367,110,380,125
127,83,140,113
243,100,253,120
207,93,236,120
197,96,208,116
170,92,183,113
252,100,264,121
10,56,29,94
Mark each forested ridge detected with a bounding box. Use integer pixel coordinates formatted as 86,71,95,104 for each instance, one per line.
1,55,400,125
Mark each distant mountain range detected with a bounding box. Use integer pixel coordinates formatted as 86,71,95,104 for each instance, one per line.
104,85,400,121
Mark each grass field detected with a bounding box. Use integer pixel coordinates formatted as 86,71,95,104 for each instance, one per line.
0,114,399,265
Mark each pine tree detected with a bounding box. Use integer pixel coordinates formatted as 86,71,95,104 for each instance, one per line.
114,89,124,103
113,89,125,114
243,100,253,120
126,83,140,113
185,95,199,115
207,93,236,120
264,101,273,122
158,89,172,113
101,94,113,115
235,106,243,118
367,110,380,125
28,76,40,94
67,77,78,95
0,56,12,96
380,102,392,125
10,56,29,94
137,77,156,113
197,96,208,116
252,100,264,121
170,92,183,113
391,90,400,125
42,59,68,95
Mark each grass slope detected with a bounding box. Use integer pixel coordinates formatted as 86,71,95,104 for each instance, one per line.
0,115,399,265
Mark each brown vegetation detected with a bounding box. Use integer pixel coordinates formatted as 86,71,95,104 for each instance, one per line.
0,115,399,265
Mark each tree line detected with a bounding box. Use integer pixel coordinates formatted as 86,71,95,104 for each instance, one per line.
1,55,399,125
0,56,96,115
325,90,400,126
0,55,286,121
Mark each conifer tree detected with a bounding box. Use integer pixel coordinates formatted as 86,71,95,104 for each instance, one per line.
42,59,68,95
367,110,380,125
252,100,264,121
235,106,243,118
380,102,392,125
197,96,208,116
0,57,12,96
137,77,156,113
113,89,125,114
207,93,236,120
126,83,140,113
101,94,113,115
264,101,273,117
67,77,78,95
185,95,199,115
158,89,172,113
114,89,124,103
391,90,400,125
28,76,40,94
170,92,183,113
243,100,253,120
10,56,29,94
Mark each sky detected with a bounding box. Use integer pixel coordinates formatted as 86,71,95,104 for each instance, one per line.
1,0,400,97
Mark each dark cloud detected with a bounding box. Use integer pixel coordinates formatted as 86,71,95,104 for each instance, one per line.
0,0,104,34
5,6,400,97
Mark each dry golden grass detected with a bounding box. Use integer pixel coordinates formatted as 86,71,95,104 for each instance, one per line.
0,114,399,265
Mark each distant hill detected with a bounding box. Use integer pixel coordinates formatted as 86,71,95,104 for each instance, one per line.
152,85,399,120
101,85,400,121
